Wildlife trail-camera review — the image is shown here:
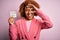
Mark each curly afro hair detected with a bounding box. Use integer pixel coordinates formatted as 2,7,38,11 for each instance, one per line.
19,0,40,18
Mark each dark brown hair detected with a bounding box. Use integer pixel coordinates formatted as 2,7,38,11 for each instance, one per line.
19,0,40,18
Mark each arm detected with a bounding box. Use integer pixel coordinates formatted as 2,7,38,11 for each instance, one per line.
36,9,53,29
8,17,18,40
29,4,53,29
9,23,17,40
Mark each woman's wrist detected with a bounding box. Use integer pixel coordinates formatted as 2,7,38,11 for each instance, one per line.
9,21,14,25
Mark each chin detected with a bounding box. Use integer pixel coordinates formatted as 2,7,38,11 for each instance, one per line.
28,17,33,20
26,16,34,20
28,18,32,20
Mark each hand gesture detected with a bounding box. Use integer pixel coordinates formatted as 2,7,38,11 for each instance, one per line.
8,17,14,25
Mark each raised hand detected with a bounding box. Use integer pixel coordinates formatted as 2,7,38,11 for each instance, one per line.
8,17,14,25
28,4,39,10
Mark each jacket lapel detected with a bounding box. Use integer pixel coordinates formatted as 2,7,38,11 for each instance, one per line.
21,18,30,39
21,18,38,39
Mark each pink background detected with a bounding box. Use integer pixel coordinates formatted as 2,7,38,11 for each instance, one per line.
0,0,60,40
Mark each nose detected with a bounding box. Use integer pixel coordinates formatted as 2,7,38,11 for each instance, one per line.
28,11,31,14
28,10,31,14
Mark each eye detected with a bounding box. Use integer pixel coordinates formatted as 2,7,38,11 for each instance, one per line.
31,8,35,11
25,8,30,11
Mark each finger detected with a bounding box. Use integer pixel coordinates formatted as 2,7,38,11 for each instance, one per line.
8,17,14,23
9,17,14,19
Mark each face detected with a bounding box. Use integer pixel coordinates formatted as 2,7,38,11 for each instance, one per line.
25,5,35,20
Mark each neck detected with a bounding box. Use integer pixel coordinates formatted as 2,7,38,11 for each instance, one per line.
25,17,33,21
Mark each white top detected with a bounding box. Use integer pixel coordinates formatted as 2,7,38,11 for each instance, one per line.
26,20,32,32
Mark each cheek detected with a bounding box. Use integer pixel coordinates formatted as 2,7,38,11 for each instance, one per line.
25,11,35,16
25,11,28,15
31,12,35,16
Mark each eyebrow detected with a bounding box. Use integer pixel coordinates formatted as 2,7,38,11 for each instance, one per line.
25,7,34,10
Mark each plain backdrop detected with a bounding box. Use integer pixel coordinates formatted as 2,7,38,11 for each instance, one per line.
0,0,60,40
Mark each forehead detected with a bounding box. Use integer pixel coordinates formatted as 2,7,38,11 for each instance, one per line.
25,5,35,11
25,5,34,8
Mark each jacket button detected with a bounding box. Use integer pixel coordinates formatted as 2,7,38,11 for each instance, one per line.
34,36,36,39
22,37,24,39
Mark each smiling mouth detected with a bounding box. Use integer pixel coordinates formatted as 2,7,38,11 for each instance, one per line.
29,14,32,16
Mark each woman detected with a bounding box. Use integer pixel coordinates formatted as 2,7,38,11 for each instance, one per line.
8,0,53,40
